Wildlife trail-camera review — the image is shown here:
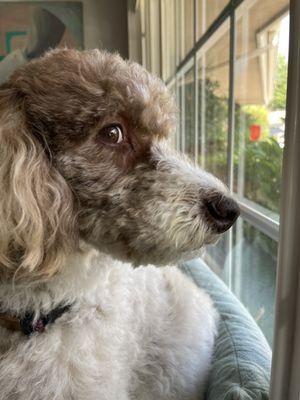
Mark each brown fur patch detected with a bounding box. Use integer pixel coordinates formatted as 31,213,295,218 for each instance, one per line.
0,48,177,279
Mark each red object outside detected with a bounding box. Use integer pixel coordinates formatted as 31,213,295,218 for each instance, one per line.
250,124,261,141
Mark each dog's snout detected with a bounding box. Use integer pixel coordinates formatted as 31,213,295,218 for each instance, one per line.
205,195,240,233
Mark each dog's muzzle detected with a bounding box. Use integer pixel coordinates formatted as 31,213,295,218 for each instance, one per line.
204,195,240,233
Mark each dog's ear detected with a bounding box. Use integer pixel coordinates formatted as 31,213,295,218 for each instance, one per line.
0,87,77,280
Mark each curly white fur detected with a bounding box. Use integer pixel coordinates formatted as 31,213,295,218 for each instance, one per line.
0,247,218,400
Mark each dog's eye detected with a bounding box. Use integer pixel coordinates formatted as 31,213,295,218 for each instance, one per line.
99,125,123,144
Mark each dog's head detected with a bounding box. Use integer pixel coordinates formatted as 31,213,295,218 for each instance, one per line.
0,49,239,279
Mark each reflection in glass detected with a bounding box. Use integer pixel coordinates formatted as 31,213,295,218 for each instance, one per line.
197,0,229,38
197,19,230,183
161,0,176,80
184,66,195,161
178,0,194,61
164,0,290,351
204,232,230,280
177,75,183,152
206,216,277,346
232,218,277,345
169,81,180,150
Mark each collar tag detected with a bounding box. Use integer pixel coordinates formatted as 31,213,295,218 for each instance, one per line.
0,304,71,336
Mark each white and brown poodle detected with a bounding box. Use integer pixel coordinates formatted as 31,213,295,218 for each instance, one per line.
0,49,239,400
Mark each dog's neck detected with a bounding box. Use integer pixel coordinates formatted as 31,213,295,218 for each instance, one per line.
0,246,121,318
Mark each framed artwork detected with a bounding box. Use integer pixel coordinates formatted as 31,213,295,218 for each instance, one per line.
0,1,83,83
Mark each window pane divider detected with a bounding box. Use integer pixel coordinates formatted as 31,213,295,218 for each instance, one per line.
194,0,198,164
226,8,237,290
227,10,236,192
234,195,280,242
173,0,244,79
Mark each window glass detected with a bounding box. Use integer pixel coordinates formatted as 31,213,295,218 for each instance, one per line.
168,81,180,150
197,19,230,182
145,0,289,351
161,0,176,80
197,0,229,38
157,0,290,349
232,218,277,345
178,0,194,61
204,232,230,280
148,0,161,76
234,1,289,214
205,217,277,346
177,74,184,151
184,0,194,58
184,66,195,161
140,0,147,68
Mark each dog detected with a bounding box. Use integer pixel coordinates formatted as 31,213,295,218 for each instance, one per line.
0,49,239,400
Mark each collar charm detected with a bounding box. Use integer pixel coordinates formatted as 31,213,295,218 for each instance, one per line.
0,304,71,336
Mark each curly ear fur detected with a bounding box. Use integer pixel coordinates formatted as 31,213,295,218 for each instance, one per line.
0,88,77,280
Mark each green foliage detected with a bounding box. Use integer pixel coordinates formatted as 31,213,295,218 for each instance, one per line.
183,77,283,213
184,77,195,158
199,79,228,182
271,54,288,110
242,137,282,212
181,75,284,258
234,104,282,213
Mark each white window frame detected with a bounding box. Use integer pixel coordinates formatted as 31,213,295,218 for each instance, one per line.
270,0,300,398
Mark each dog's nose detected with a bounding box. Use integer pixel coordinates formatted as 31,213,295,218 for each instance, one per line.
205,195,240,233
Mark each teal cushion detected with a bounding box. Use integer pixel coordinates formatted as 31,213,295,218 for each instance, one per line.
181,259,271,400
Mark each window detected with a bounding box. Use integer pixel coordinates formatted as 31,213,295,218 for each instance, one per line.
161,0,176,80
197,0,229,38
142,0,290,348
178,0,194,61
181,64,195,159
197,19,230,182
232,218,277,344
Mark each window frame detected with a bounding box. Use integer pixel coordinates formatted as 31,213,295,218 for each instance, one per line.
143,0,299,396
270,0,300,397
166,0,282,250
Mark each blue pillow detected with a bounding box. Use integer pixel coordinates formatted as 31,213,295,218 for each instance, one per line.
181,259,271,400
